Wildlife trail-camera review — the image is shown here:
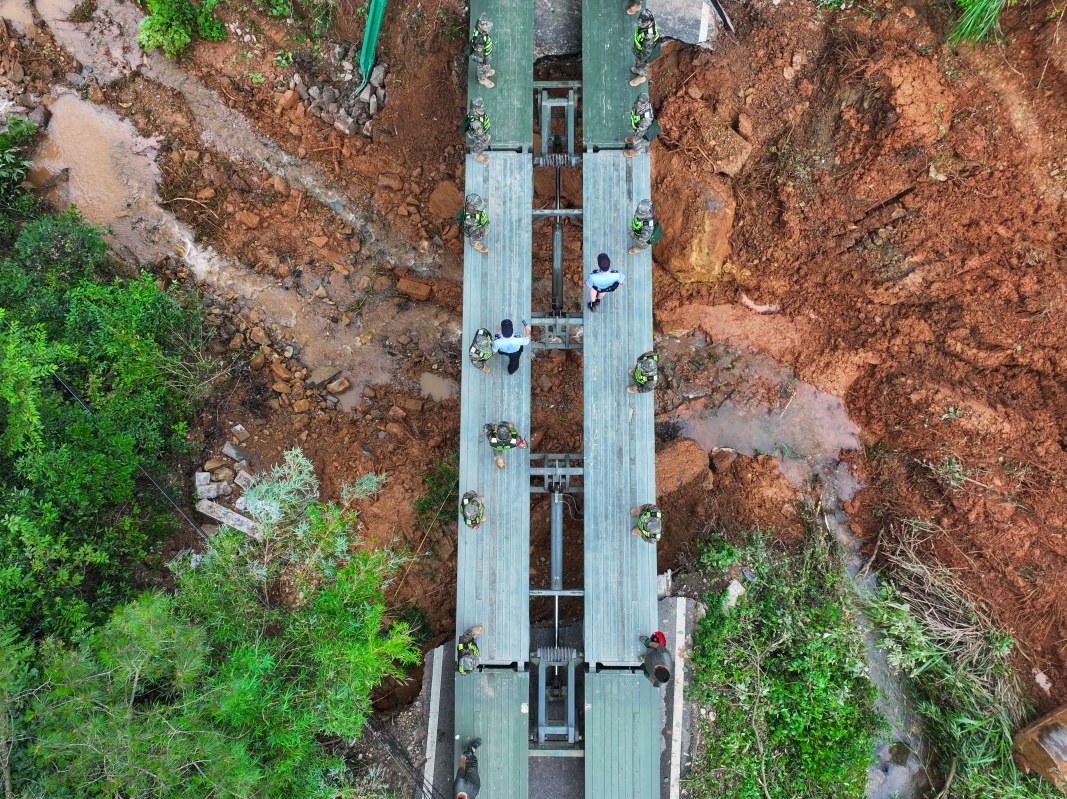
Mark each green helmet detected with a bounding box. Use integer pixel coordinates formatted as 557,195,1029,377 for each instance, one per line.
465,193,485,212
462,490,484,526
638,8,655,25
470,96,485,113
496,422,512,441
477,12,492,31
636,199,654,218
635,93,651,111
459,652,478,672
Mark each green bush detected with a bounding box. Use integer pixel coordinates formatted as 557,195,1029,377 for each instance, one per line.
138,0,225,59
0,115,38,233
172,449,420,794
950,0,1014,43
0,210,213,638
688,520,883,799
867,520,1060,798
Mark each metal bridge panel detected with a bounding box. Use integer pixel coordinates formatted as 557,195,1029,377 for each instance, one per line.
584,671,660,799
582,0,644,149
582,152,657,666
457,152,533,666
467,0,534,149
454,670,530,799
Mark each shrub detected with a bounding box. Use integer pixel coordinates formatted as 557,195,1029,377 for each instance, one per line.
0,115,38,233
867,519,1060,798
950,0,1014,43
138,0,225,59
688,518,883,799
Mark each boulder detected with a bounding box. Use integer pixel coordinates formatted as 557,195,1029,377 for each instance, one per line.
397,278,431,301
654,153,735,284
236,210,261,229
378,172,403,191
307,366,342,389
428,181,463,220
655,437,710,497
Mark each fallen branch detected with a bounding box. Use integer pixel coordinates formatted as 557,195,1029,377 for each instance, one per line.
740,293,780,314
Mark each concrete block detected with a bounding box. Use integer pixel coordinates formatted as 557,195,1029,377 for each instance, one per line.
196,500,262,540
194,471,211,486
222,441,254,462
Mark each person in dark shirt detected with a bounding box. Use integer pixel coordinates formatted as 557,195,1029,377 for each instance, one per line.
454,738,482,799
640,631,674,687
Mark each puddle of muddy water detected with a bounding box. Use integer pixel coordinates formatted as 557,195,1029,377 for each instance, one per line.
419,372,456,402
0,0,34,31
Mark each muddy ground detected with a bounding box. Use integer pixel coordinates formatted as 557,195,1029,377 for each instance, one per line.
3,0,1066,728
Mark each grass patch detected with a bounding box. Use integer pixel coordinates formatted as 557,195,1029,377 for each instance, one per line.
414,450,459,535
688,510,883,799
867,518,1060,798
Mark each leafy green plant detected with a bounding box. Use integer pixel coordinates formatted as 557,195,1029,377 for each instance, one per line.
688,518,883,798
172,449,419,793
0,116,38,228
138,0,225,58
414,451,459,534
950,0,1014,43
867,519,1060,798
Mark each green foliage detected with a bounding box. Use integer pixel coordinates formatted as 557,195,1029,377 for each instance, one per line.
688,522,883,799
950,0,1013,43
867,522,1060,798
0,210,212,638
138,0,226,58
173,449,419,794
0,115,38,231
27,594,262,798
414,451,459,533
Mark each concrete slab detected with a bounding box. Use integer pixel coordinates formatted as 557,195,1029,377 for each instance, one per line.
655,595,705,799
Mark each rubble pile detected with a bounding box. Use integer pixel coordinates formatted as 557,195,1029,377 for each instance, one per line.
282,44,390,137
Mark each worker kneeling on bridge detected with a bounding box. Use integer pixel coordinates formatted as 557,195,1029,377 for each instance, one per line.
456,193,490,254
631,503,663,543
460,97,491,165
461,491,486,529
629,199,663,254
630,9,662,87
468,328,494,372
628,350,659,394
625,93,657,157
483,421,527,469
454,737,483,798
457,626,484,674
586,253,626,312
640,630,674,687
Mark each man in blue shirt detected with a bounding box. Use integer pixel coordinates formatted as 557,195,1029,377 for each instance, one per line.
585,253,626,312
491,318,531,374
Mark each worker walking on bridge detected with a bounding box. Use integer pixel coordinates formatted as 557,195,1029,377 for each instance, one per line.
454,738,483,798
586,253,626,313
628,350,659,394
461,491,486,529
466,13,495,89
625,93,656,157
456,193,490,254
457,626,484,673
460,97,491,165
631,503,663,542
639,631,674,687
630,9,662,87
484,421,527,469
492,318,532,375
629,199,663,254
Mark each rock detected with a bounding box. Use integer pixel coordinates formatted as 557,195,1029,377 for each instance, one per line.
722,579,747,615
378,172,403,191
270,361,293,381
705,124,753,178
249,327,270,346
737,113,754,141
237,210,261,229
358,84,374,103
326,376,351,394
194,471,211,486
228,332,245,350
428,181,463,220
711,447,738,473
196,187,216,200
402,397,424,412
195,500,262,540
385,421,407,437
291,398,311,413
396,278,432,301
307,366,342,389
197,481,233,500
388,405,407,419
278,89,299,109
211,466,235,483
28,105,51,127
204,457,229,472
222,441,254,462
369,95,378,116
65,72,84,87
370,64,387,88
655,156,735,284
273,381,291,393
655,437,710,497
273,175,288,195
230,424,251,442
250,350,266,369
234,469,255,489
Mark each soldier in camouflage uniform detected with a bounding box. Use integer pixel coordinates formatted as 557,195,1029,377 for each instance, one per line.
624,93,654,157
455,193,490,254
627,350,659,394
630,503,663,543
629,9,662,87
466,14,495,89
461,97,491,165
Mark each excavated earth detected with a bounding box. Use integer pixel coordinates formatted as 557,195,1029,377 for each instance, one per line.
3,0,1067,734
